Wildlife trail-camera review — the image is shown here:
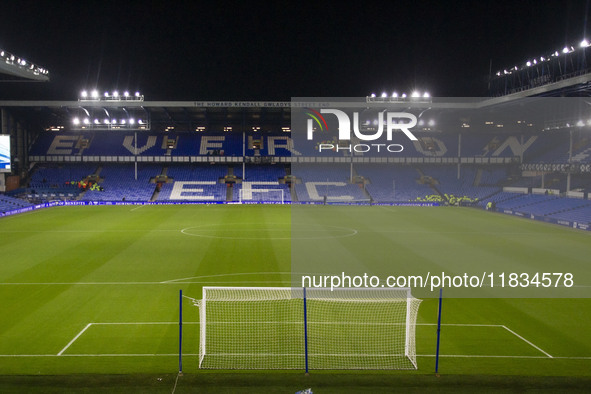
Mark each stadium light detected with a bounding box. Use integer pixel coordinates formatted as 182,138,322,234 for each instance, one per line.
0,48,50,81
367,89,431,103
79,88,144,101
580,39,590,48
72,117,80,125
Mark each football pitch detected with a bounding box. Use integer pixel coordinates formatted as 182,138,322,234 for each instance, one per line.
1,204,591,392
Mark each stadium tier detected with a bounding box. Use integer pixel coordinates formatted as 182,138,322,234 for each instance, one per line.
0,194,33,213
27,131,591,162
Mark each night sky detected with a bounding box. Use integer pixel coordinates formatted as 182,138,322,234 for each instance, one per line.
0,0,589,101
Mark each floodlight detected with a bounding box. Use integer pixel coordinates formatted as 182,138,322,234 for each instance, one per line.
135,91,140,97
411,91,420,98
428,119,435,127
577,120,585,127
418,120,425,126
381,92,387,98
91,90,99,98
121,119,126,124
113,91,119,97
94,119,100,124
370,93,376,97
401,93,407,98
563,47,570,54
73,117,80,125
526,61,532,67
533,59,537,64
423,92,430,98
104,92,109,97
83,118,90,125
124,91,129,97
81,90,88,98
0,51,4,56
104,118,110,124
392,92,398,98
580,39,590,48
129,118,135,124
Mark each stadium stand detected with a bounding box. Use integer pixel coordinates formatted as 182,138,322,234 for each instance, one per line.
293,164,369,202
156,164,228,202
0,194,33,213
356,165,432,202
80,164,159,202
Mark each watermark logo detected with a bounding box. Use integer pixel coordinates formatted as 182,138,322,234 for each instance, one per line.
304,108,329,132
305,108,418,153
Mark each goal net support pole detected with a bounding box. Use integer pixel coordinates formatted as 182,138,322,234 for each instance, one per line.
196,287,421,371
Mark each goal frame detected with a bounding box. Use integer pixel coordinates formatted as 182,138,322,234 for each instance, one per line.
197,286,421,370
238,188,284,204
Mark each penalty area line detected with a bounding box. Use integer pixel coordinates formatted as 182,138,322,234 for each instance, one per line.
502,325,553,358
57,323,92,356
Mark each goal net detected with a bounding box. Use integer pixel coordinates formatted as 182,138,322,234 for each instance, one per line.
197,287,422,370
238,188,285,204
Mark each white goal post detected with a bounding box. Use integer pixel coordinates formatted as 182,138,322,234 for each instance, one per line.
238,188,285,204
196,286,422,370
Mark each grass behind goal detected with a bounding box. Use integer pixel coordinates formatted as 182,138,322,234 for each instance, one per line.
0,204,590,380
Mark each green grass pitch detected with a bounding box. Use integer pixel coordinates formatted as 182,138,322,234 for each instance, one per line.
0,204,590,392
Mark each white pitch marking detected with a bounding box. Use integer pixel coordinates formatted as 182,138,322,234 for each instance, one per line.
57,323,92,356
92,322,198,325
502,325,553,358
161,271,294,284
